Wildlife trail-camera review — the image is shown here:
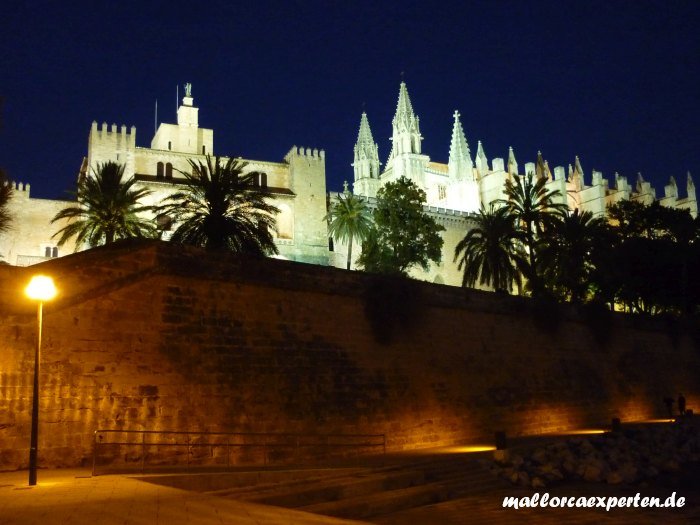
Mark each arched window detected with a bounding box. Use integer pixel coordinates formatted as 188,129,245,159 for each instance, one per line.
156,162,164,178
260,173,268,187
202,145,206,155
52,247,58,258
165,163,173,179
168,141,172,151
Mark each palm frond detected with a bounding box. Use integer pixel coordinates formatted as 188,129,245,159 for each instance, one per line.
157,156,280,255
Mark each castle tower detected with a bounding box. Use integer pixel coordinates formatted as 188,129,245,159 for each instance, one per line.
285,146,330,265
177,82,198,129
86,121,137,180
352,112,381,197
151,83,213,155
447,111,473,181
386,82,429,187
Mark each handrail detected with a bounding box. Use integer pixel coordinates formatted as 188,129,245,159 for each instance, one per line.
92,429,386,476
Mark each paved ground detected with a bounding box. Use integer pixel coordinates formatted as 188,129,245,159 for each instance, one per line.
0,469,369,525
374,478,700,524
2,462,696,525
1,422,697,525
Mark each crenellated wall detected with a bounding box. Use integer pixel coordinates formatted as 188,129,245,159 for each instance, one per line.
0,240,698,470
0,182,78,266
285,146,329,265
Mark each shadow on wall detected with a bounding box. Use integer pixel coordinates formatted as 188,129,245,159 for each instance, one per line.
363,274,424,345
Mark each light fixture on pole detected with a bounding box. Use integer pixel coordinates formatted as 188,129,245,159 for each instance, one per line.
24,275,57,486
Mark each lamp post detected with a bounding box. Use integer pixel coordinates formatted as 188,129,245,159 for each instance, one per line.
24,275,57,486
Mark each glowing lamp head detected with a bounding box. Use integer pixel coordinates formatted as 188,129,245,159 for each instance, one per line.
25,275,57,301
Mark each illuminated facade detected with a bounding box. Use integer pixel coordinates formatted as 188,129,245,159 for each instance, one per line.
329,82,698,284
1,89,329,266
353,82,698,218
1,82,696,288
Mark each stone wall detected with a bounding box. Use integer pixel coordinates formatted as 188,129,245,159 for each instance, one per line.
0,185,78,265
1,240,698,470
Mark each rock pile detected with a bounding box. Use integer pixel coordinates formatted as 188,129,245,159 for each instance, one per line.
492,422,699,488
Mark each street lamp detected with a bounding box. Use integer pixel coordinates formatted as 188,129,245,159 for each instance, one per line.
24,275,57,486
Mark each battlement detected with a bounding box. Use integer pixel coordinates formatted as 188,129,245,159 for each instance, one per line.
90,121,136,145
4,181,30,196
284,145,325,162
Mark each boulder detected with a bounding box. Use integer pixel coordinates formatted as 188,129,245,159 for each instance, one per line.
606,471,624,484
531,476,546,488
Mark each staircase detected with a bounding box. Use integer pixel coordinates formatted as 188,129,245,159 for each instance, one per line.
208,454,509,521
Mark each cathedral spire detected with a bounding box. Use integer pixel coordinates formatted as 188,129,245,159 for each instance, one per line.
388,81,422,162
394,81,416,129
352,112,380,196
356,111,376,149
448,110,473,181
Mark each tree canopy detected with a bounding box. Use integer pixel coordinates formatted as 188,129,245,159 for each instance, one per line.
325,190,373,270
51,161,156,248
454,204,523,293
496,171,568,293
358,176,444,276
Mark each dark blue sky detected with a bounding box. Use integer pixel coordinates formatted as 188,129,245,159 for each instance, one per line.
1,0,698,200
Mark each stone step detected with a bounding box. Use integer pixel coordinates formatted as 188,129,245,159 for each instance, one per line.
241,468,427,508
299,481,451,520
206,468,365,498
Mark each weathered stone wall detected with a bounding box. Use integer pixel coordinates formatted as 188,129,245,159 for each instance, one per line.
1,240,698,470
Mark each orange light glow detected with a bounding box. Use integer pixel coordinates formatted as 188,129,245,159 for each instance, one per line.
565,429,606,435
439,445,497,453
25,275,57,301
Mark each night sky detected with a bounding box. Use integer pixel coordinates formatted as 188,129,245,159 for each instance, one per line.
1,0,699,201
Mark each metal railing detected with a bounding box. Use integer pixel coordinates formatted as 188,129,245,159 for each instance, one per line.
92,429,386,476
15,255,53,267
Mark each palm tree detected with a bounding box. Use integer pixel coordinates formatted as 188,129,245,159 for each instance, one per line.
539,209,607,303
157,156,279,255
496,171,568,293
0,168,12,235
52,161,156,248
325,190,373,270
454,204,524,293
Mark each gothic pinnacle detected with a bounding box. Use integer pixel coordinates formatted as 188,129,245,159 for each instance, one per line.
507,146,518,175
449,110,472,168
356,112,376,146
